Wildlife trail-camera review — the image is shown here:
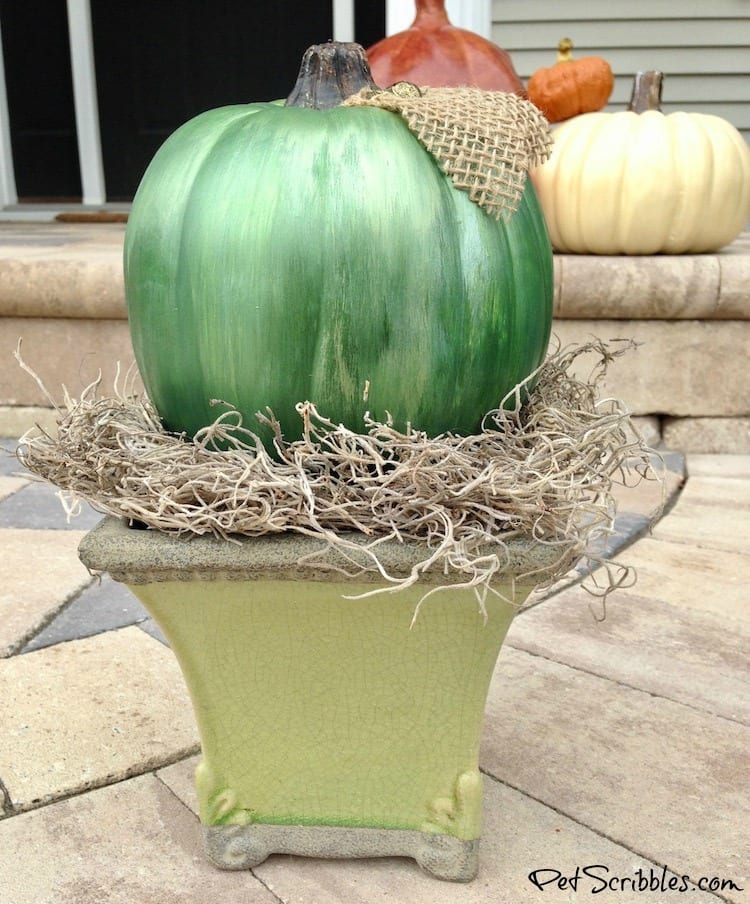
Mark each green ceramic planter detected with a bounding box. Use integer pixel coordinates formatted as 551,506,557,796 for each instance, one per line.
79,517,559,881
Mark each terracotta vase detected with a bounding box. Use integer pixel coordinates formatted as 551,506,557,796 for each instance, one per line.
79,517,557,881
366,0,525,94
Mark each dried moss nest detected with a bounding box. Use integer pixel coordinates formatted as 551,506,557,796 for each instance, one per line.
16,340,661,609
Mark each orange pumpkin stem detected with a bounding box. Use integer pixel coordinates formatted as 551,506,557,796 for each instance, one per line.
627,70,664,114
412,0,451,27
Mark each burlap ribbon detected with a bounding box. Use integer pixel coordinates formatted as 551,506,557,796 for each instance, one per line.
343,84,552,221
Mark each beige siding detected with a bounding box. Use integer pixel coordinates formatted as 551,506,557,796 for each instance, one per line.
493,0,750,140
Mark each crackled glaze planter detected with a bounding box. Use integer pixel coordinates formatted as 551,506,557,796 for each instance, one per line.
78,517,558,882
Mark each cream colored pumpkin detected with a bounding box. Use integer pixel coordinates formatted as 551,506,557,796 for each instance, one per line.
532,72,750,254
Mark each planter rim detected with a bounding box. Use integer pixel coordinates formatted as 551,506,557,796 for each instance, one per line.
78,516,566,586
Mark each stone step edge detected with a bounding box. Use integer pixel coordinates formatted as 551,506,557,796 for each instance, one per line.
1,232,748,321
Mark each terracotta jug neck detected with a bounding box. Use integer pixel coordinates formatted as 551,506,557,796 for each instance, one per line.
413,0,451,28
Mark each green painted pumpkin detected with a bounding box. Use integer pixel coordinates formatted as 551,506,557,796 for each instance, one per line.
124,43,553,451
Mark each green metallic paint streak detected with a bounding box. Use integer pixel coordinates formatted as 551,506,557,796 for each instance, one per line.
125,106,258,418
125,101,552,448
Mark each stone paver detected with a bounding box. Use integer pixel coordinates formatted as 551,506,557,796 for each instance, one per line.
652,497,750,553
718,238,750,314
0,475,27,500
553,319,750,417
556,252,722,319
1,316,139,407
0,774,278,904
0,627,198,813
0,440,23,474
671,475,750,507
612,536,750,622
0,480,102,530
0,405,59,438
481,647,750,900
686,454,750,478
609,458,683,522
663,417,750,455
21,574,152,652
507,584,749,723
0,528,92,656
0,222,126,320
157,756,722,904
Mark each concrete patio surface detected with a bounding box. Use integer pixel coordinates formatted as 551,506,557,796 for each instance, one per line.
0,437,748,904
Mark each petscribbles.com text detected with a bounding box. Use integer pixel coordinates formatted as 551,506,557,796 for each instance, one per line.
527,864,744,895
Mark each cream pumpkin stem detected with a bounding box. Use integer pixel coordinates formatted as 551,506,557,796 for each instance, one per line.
556,37,575,62
627,70,664,114
285,42,378,110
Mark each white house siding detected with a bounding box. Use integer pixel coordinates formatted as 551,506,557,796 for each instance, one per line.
493,0,750,142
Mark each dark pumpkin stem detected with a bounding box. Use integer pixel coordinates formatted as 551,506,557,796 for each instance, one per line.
627,70,663,113
286,42,378,109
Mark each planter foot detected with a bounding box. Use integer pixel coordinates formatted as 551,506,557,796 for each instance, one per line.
203,823,480,882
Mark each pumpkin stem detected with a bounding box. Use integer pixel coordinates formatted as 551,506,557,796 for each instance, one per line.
413,0,451,27
627,70,664,113
556,37,574,63
286,42,379,110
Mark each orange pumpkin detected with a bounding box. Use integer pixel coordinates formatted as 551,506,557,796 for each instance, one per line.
527,38,614,123
366,0,524,94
